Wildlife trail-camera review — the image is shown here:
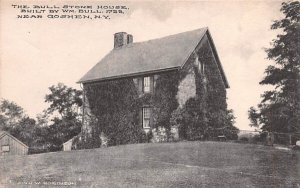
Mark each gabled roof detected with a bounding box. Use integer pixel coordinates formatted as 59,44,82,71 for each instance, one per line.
78,27,229,88
63,137,75,145
0,131,29,148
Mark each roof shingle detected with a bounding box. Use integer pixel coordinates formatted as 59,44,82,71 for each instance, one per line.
78,28,208,83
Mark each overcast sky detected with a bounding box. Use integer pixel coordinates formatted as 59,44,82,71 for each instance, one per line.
1,0,283,130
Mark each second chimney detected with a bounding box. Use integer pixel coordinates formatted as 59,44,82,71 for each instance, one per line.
114,32,133,48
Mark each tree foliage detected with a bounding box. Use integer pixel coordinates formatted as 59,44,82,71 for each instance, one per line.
249,1,300,133
0,99,36,146
45,83,82,118
0,99,24,130
0,83,83,153
44,83,83,150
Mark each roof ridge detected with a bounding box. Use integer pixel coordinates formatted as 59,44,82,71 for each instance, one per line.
114,27,208,50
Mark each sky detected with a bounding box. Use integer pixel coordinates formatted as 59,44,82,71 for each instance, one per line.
1,0,283,131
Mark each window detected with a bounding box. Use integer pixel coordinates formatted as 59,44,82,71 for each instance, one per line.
143,107,151,128
2,145,9,152
201,61,205,74
143,76,150,93
198,59,205,74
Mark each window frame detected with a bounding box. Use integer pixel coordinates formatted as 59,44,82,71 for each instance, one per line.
197,58,205,74
201,61,205,74
142,107,151,129
1,145,10,152
143,76,151,93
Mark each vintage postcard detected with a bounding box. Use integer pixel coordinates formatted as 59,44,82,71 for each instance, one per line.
0,0,299,187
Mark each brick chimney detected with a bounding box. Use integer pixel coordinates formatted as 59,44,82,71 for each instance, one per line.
114,32,133,48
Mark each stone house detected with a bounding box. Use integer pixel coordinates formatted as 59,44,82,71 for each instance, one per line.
78,27,229,144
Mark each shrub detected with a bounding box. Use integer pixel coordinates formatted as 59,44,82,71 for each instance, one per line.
252,133,266,143
73,135,101,150
292,145,300,151
240,137,249,142
28,146,49,154
139,130,153,143
151,127,170,142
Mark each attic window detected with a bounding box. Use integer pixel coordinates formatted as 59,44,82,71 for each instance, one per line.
198,58,205,74
201,61,205,74
143,76,150,93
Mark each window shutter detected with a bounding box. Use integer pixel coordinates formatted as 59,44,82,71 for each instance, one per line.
139,108,143,128
133,78,139,90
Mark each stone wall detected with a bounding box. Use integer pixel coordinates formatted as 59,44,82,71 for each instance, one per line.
176,68,197,108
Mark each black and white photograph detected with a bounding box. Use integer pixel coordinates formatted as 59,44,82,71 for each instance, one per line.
0,0,299,187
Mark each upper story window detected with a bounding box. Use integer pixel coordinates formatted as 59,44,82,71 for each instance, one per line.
143,76,150,93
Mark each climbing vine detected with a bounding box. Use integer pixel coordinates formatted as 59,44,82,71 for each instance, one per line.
152,72,180,130
82,39,237,145
84,78,144,146
170,40,238,140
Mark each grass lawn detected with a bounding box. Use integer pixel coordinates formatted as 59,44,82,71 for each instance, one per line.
0,141,299,188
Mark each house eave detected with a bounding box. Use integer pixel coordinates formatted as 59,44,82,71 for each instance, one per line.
206,30,230,89
77,67,180,84
179,29,229,89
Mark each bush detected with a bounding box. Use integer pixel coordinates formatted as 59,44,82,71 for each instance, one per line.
292,145,300,151
252,133,266,143
48,144,62,152
28,146,49,154
73,135,101,150
152,127,169,142
169,126,179,141
240,137,249,142
139,130,153,143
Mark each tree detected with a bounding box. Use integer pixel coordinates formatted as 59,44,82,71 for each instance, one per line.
223,109,239,140
0,99,24,131
45,83,83,118
0,99,37,146
13,117,36,146
249,1,300,133
44,83,83,150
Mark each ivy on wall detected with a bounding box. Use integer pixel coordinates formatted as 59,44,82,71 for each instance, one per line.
82,37,237,145
170,39,238,140
84,78,145,146
83,71,181,145
170,59,208,140
199,41,228,132
152,72,180,130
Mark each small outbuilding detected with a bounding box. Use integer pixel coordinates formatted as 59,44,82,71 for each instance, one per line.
63,138,75,151
0,131,28,156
